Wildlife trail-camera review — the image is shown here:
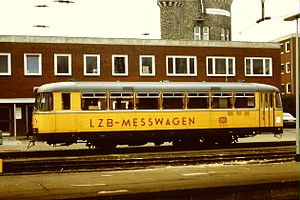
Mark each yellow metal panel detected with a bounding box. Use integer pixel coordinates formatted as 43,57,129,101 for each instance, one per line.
53,92,62,111
71,92,81,111
0,159,2,173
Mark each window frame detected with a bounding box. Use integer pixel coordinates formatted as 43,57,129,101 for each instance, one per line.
220,28,225,41
285,62,291,74
281,84,285,95
24,53,42,76
285,41,290,53
166,55,197,76
286,83,291,94
281,63,284,74
83,54,100,76
139,55,155,76
206,56,236,76
203,27,209,40
244,57,272,77
112,55,128,76
54,54,72,76
280,43,284,54
0,53,11,76
194,26,201,40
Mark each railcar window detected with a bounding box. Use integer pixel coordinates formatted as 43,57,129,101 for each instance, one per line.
36,93,53,111
162,92,185,109
81,92,107,110
110,92,134,110
187,92,209,109
136,92,159,109
275,93,282,108
235,93,255,108
211,92,232,109
62,93,70,110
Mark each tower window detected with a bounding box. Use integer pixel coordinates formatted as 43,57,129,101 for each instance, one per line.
203,27,209,40
194,27,201,40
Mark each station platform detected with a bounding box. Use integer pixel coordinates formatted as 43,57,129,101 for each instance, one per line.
0,160,298,199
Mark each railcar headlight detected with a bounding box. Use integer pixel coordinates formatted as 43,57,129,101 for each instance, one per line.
275,116,281,123
33,128,38,133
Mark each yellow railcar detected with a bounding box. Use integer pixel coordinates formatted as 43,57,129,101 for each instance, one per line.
32,81,283,150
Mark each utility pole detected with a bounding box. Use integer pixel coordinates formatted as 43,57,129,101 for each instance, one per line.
284,13,300,161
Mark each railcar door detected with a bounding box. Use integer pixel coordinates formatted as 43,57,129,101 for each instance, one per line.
259,93,274,127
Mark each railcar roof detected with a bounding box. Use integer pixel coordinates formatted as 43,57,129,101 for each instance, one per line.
36,81,279,93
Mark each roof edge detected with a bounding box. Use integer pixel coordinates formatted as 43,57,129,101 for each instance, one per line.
0,35,280,49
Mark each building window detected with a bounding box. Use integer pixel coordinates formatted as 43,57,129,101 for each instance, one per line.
280,43,284,54
139,55,155,76
281,64,284,74
245,57,272,76
166,56,197,76
286,83,291,94
281,84,285,94
221,28,225,40
112,55,128,76
226,29,230,41
206,56,235,76
84,54,100,76
194,27,201,40
0,53,11,76
285,41,290,53
54,54,72,76
286,62,291,73
24,53,42,76
203,27,209,40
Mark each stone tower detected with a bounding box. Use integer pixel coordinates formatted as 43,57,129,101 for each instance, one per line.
157,0,233,41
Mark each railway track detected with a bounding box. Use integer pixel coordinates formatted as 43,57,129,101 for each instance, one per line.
1,142,296,174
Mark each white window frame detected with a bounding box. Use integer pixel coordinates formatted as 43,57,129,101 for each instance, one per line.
226,29,230,41
285,41,290,53
285,62,291,74
203,27,209,40
166,56,197,76
0,53,11,76
286,83,291,94
194,27,201,40
281,63,284,74
84,54,100,76
112,55,128,76
244,57,272,77
139,55,155,76
280,43,284,54
206,56,236,76
221,28,225,41
281,84,285,95
54,54,72,76
24,53,42,76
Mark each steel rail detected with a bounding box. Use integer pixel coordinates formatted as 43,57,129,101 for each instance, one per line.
1,145,296,174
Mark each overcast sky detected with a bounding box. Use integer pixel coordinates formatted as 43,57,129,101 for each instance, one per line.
0,0,298,42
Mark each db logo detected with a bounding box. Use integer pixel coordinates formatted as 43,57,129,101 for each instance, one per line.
219,117,227,124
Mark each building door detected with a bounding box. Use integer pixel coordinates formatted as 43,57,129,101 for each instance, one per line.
0,106,12,136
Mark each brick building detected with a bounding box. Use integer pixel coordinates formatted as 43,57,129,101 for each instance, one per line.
272,34,298,96
0,35,280,137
